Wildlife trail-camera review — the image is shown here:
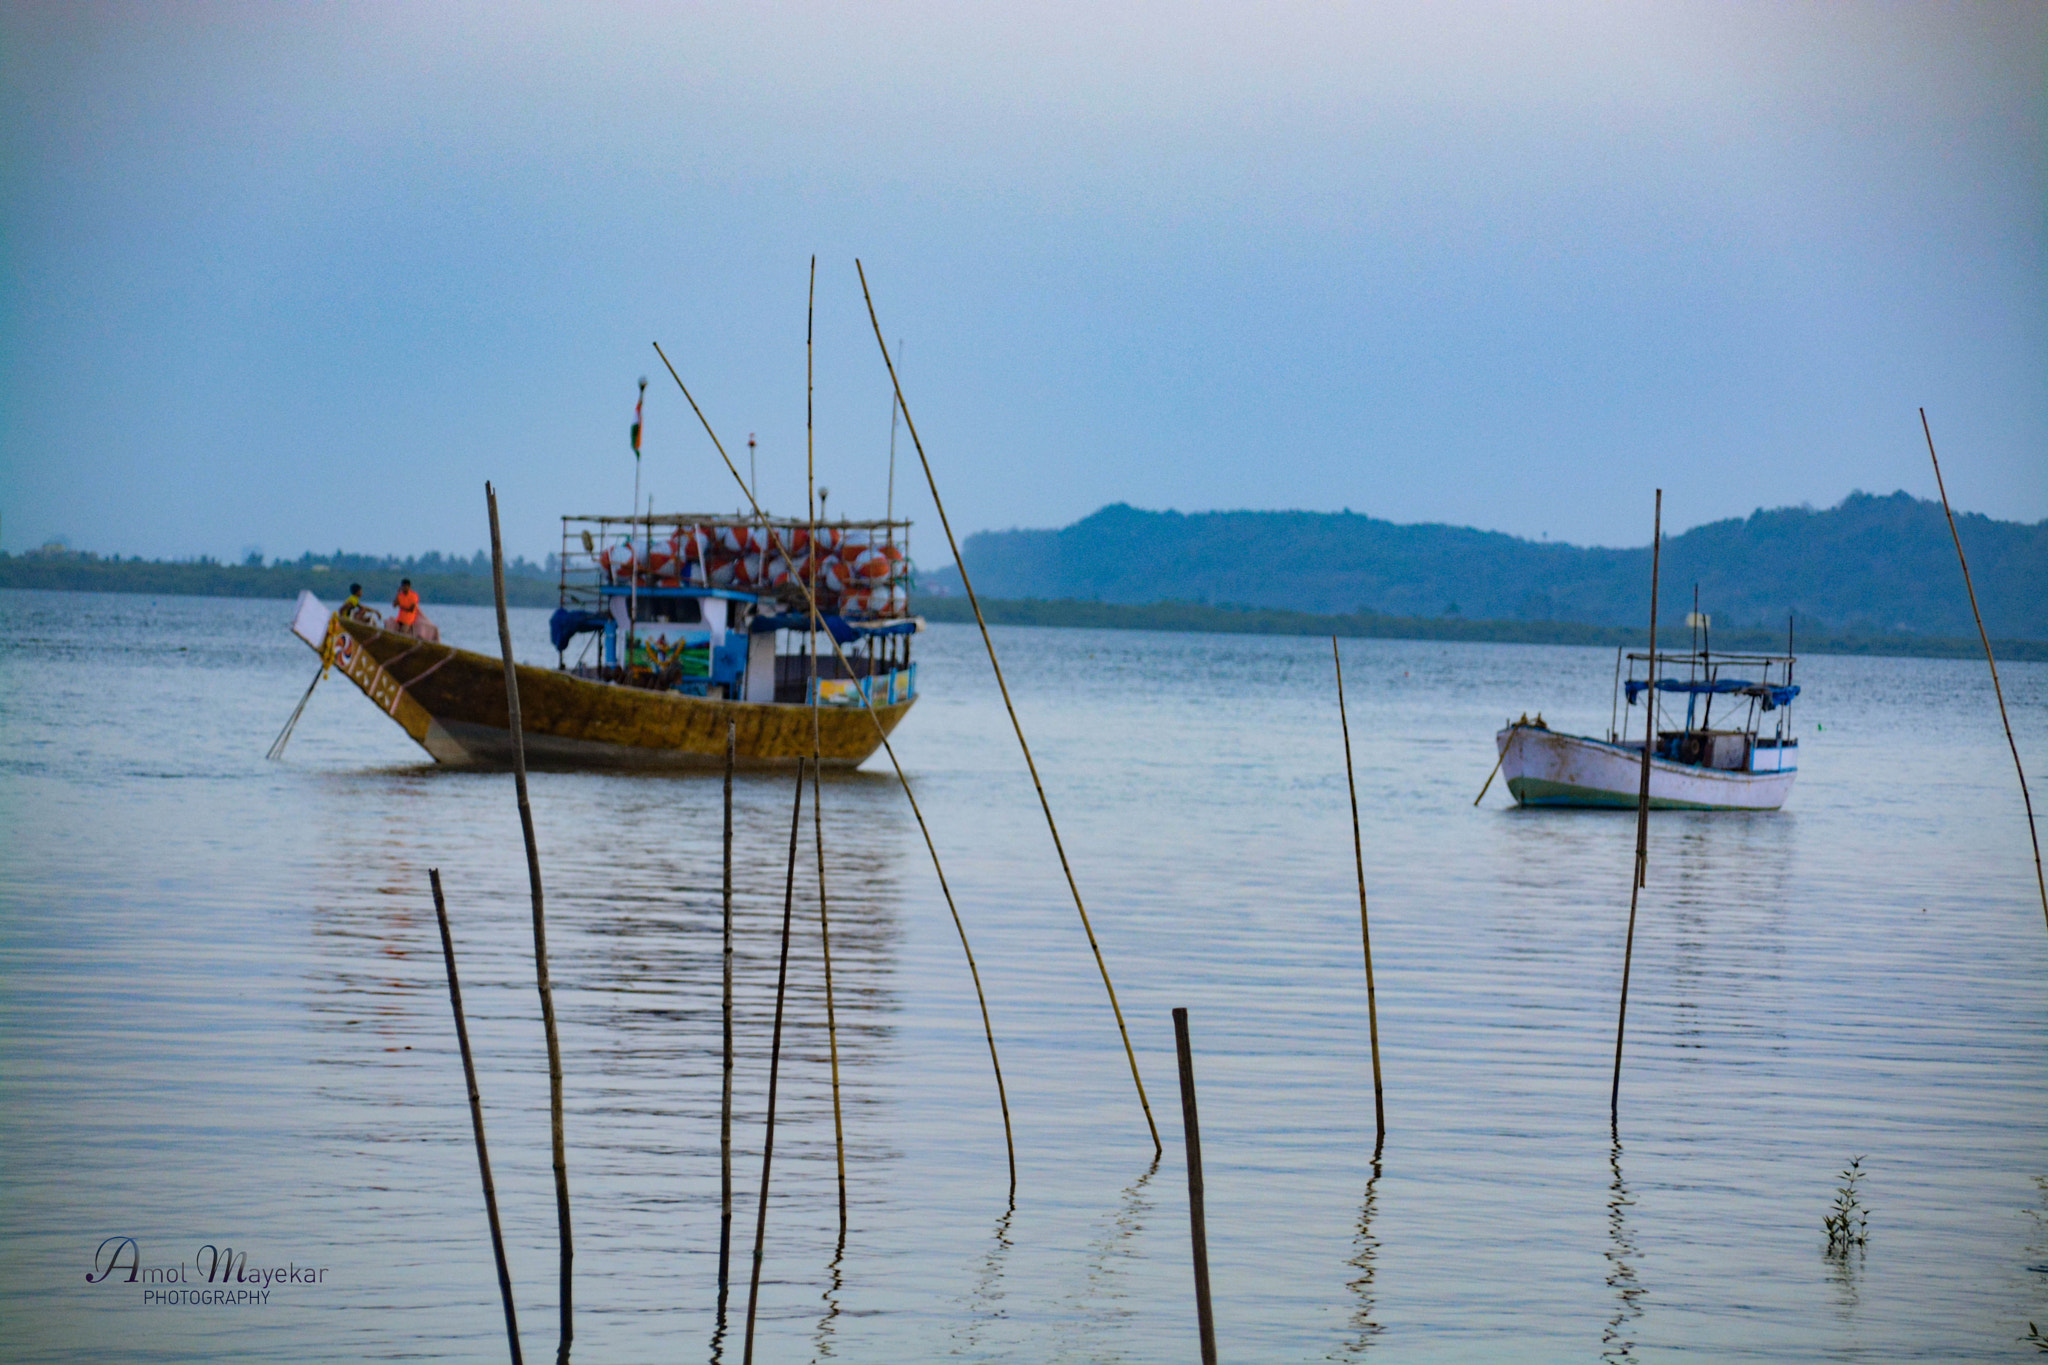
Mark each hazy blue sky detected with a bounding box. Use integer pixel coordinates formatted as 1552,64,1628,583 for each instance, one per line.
3,2,2041,563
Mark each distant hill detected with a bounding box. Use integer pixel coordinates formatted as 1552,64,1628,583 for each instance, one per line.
921,492,2047,640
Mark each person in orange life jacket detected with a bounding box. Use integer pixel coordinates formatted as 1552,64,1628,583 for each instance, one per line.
393,579,420,628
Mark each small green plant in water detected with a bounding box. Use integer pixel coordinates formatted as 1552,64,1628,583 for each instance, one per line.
2023,1321,2048,1354
1823,1156,1869,1254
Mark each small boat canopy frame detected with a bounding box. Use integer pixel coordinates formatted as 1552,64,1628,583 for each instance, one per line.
1618,646,1798,757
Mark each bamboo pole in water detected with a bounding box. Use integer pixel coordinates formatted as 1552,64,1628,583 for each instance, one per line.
811,759,848,1223
1331,639,1386,1147
487,483,573,1364
1172,1008,1218,1365
652,340,1017,1192
806,256,850,1224
1921,410,2048,932
855,259,1162,1158
1611,490,1661,1126
743,762,807,1365
428,869,524,1365
719,721,736,1316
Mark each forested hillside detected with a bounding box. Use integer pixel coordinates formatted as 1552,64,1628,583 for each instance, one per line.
924,492,2046,639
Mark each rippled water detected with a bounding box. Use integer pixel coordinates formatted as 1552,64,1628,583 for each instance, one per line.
1,586,2044,1363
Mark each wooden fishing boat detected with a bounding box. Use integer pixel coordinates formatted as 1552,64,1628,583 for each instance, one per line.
1495,646,1801,810
287,512,921,769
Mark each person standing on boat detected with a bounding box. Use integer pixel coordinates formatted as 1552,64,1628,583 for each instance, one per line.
393,579,420,630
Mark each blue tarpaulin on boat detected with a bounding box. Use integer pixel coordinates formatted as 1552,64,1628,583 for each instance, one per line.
749,613,919,640
749,613,863,642
550,608,609,652
1626,677,1799,709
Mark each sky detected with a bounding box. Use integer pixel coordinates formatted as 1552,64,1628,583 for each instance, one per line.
2,1,2042,565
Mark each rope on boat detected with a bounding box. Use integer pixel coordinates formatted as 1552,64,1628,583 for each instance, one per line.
265,626,339,760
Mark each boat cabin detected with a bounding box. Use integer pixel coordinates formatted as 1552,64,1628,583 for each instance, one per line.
548,512,921,708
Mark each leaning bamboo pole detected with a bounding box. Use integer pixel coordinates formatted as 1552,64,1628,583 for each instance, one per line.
1611,490,1661,1126
1921,409,2048,932
652,340,1017,1192
486,483,573,1364
1331,639,1386,1147
743,762,807,1365
806,256,851,1224
428,869,524,1365
854,259,1162,1158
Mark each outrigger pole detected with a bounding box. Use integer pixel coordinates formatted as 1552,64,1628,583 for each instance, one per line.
652,337,1018,1195
856,258,1164,1160
1921,410,2047,932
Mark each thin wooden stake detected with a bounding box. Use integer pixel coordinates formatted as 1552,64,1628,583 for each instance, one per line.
743,762,807,1365
428,869,524,1365
718,721,736,1315
1172,1008,1218,1365
487,482,573,1364
1922,409,2048,932
1332,639,1385,1147
806,255,850,1225
1611,490,1661,1126
652,340,1017,1192
856,259,1162,1158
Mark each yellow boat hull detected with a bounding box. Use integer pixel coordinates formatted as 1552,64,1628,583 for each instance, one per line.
310,612,913,769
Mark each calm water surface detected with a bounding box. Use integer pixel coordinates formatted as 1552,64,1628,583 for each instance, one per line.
1,587,2043,1362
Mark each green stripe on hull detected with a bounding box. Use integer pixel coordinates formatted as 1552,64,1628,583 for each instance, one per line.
1505,776,1750,812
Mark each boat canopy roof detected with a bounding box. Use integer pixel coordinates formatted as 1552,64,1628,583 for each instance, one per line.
1626,677,1799,708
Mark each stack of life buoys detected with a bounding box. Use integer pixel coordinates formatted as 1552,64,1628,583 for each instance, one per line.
597,524,908,615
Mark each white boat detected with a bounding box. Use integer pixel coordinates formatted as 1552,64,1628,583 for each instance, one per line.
1495,647,1800,811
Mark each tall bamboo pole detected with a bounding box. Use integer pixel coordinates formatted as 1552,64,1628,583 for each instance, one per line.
854,259,1162,1158
1331,639,1385,1147
652,340,1017,1191
806,255,850,1223
743,762,807,1365
1611,490,1661,1125
718,721,736,1315
486,483,572,1364
428,869,524,1365
1922,409,2048,931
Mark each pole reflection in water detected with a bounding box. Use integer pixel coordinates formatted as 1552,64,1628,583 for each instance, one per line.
1604,1140,1643,1364
954,1201,1017,1357
1336,1154,1385,1357
813,1227,846,1362
1052,1162,1159,1364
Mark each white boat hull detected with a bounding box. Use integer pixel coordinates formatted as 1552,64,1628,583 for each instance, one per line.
1495,726,1796,811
